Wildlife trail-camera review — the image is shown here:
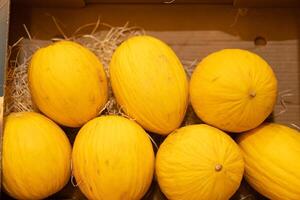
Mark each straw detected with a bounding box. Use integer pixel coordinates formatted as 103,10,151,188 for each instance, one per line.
5,19,144,115
275,89,293,117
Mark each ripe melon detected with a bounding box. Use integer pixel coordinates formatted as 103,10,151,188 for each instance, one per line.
29,41,108,127
72,115,155,200
190,49,277,132
156,124,244,200
110,35,188,135
2,112,71,199
237,123,300,200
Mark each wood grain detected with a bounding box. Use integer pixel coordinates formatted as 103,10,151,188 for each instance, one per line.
9,4,300,42
12,0,85,7
86,0,233,3
234,0,300,7
0,0,9,193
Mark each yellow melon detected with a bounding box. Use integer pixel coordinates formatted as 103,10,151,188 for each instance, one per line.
237,123,300,200
72,115,155,200
29,41,108,127
156,124,244,200
190,49,277,132
110,35,188,135
2,112,71,199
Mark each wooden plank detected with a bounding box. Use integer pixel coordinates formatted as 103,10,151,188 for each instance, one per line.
0,0,9,96
234,0,300,7
9,4,299,42
86,0,300,7
86,0,233,4
12,0,85,7
0,0,9,193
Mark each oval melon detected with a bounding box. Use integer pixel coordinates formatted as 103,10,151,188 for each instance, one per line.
29,41,108,127
156,124,244,200
110,35,188,135
72,115,155,200
237,123,300,200
2,112,71,199
190,49,277,132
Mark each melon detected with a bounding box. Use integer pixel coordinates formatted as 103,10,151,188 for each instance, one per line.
190,49,277,132
156,124,244,200
29,41,108,127
2,112,71,199
237,123,300,200
72,115,155,200
110,35,188,135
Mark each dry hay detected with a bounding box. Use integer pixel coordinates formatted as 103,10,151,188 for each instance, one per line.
4,38,39,114
73,22,144,116
4,21,144,116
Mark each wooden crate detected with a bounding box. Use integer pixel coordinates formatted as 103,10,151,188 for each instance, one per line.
1,0,300,199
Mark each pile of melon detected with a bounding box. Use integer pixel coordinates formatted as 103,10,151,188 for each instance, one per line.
2,35,300,200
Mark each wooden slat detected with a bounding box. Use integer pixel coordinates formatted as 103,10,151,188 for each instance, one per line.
86,0,300,7
234,0,300,7
12,0,85,7
12,0,300,7
85,0,233,4
9,4,300,42
0,0,9,193
0,0,9,95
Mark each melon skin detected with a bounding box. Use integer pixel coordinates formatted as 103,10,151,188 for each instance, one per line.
156,124,244,200
2,112,72,200
29,40,108,127
110,35,188,135
237,123,300,200
190,49,277,133
72,115,155,200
